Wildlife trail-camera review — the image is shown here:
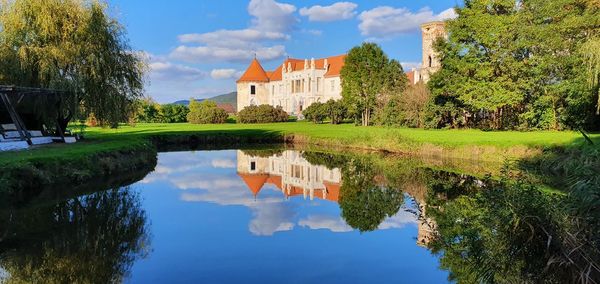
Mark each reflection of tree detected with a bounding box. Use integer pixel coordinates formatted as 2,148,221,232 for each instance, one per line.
0,187,150,283
426,173,600,283
339,157,404,232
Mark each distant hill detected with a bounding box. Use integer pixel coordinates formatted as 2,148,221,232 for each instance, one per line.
172,92,237,108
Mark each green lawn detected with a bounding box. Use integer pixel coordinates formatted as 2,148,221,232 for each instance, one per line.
1,122,598,166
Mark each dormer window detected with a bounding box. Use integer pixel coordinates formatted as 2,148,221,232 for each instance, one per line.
250,85,256,95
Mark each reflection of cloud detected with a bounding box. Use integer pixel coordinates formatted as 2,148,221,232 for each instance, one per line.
249,203,295,236
211,159,236,169
299,215,353,232
379,207,418,230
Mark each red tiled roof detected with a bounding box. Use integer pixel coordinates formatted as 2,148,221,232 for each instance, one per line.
238,173,269,196
406,71,416,85
217,103,235,114
237,58,270,83
241,55,347,82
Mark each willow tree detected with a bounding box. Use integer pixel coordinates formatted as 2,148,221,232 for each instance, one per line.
581,38,600,115
0,0,146,128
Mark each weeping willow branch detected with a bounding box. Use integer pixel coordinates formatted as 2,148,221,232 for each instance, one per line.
581,38,600,114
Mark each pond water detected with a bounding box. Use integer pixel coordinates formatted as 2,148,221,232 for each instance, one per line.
0,148,598,283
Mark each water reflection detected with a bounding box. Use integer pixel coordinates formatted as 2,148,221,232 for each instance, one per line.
2,148,596,283
0,187,150,283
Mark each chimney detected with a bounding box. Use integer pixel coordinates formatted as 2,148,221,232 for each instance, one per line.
311,58,315,69
304,59,309,70
324,58,329,71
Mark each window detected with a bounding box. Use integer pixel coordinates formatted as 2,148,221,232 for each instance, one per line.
250,85,256,95
428,56,432,68
250,161,256,171
308,78,312,92
302,79,305,92
317,77,321,92
331,80,335,92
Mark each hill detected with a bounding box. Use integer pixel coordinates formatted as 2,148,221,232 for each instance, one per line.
173,92,237,108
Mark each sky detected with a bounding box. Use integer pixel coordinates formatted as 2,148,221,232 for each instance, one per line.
106,0,461,103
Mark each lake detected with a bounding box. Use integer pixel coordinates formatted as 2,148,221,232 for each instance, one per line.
0,148,597,283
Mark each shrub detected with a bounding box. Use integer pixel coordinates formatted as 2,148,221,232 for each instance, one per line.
326,99,347,124
160,104,189,123
303,100,347,124
303,102,328,123
136,99,162,123
187,100,228,124
238,105,288,123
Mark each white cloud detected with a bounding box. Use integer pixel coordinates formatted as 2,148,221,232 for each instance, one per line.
359,7,457,38
248,0,298,33
178,29,290,47
169,0,296,64
299,215,353,232
302,29,323,36
211,158,237,168
210,69,243,80
149,61,206,82
170,45,286,63
300,2,358,22
401,62,422,71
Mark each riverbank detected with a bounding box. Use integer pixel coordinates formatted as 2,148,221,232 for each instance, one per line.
1,122,598,192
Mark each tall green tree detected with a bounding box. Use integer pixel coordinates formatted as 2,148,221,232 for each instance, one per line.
428,0,600,130
0,0,146,128
341,43,407,126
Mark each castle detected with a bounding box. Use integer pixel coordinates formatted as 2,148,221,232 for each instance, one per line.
236,21,447,114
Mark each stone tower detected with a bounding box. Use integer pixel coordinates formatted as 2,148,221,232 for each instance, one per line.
420,21,447,83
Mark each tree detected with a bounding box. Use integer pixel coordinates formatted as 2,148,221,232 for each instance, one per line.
326,99,347,124
135,98,161,123
187,100,228,124
0,0,146,129
160,104,189,123
303,102,328,123
428,0,600,130
341,43,407,126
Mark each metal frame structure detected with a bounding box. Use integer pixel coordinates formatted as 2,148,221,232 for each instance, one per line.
0,85,71,144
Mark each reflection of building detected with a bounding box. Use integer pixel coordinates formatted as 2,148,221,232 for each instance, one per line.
237,150,342,202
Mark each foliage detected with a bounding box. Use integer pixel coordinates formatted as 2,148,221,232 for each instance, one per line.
0,187,150,283
135,98,161,123
237,104,289,124
428,0,600,130
187,99,228,124
339,156,404,232
160,104,189,123
303,102,328,123
375,83,431,127
426,171,600,283
303,100,347,124
326,99,347,124
0,0,146,128
341,43,408,126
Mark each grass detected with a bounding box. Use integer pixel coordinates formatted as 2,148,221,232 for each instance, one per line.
1,121,598,166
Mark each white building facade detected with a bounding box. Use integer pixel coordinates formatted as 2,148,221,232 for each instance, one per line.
237,55,346,116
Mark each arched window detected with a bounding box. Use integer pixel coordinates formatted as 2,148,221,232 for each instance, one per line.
428,56,433,68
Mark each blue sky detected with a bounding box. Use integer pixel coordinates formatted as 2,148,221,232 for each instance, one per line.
106,0,460,103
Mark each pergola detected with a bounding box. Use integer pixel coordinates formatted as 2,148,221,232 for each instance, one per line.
0,85,71,145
